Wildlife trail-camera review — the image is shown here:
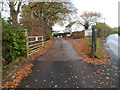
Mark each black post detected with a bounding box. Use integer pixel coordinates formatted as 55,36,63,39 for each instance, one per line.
94,30,97,52
91,25,96,57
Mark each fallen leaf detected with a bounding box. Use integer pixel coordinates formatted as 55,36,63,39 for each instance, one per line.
25,85,30,88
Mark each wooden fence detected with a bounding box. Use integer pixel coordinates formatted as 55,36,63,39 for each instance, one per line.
25,30,44,57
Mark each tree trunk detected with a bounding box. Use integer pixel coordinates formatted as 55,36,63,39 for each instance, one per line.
9,1,21,28
11,11,18,28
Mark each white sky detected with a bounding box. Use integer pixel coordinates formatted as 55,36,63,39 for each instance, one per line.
73,0,119,27
53,0,119,31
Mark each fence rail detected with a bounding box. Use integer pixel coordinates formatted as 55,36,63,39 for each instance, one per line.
25,30,44,57
27,36,44,57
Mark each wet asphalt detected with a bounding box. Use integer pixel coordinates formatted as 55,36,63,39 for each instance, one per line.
102,40,119,67
19,39,118,88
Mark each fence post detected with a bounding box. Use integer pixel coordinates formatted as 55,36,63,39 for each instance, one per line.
25,29,29,58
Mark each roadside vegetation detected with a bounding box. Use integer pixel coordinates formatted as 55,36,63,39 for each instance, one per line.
2,20,27,65
112,29,118,34
95,23,112,39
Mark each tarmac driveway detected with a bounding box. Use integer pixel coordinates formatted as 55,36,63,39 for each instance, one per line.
19,38,118,88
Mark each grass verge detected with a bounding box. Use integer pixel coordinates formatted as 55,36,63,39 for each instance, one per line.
94,38,104,59
70,37,108,65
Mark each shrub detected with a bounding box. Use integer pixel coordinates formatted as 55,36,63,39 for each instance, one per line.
2,21,27,65
95,23,112,39
71,31,85,39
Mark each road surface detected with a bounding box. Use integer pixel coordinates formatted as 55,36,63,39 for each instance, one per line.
106,34,119,56
19,38,118,88
104,34,119,66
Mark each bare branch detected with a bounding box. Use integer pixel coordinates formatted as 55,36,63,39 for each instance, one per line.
14,1,18,6
17,2,21,12
6,0,10,6
77,20,84,26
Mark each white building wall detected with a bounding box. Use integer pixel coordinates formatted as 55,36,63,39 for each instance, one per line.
64,27,72,33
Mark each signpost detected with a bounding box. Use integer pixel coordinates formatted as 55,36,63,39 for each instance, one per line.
91,25,97,57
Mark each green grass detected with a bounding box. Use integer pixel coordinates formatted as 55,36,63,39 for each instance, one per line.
112,29,118,31
94,39,104,59
112,29,118,34
87,37,104,59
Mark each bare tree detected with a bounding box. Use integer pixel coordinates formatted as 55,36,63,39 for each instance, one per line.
77,11,101,30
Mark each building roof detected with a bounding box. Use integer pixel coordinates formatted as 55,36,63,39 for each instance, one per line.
66,21,77,27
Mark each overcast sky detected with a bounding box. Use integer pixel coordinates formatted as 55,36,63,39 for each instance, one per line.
73,0,119,28
53,0,119,31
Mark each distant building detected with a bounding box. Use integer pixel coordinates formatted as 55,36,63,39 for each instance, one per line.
64,26,72,33
63,21,77,34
